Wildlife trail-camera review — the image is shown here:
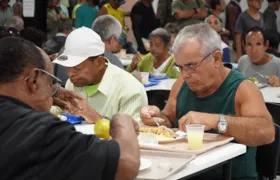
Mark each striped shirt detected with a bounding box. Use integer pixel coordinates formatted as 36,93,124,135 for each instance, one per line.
65,63,148,123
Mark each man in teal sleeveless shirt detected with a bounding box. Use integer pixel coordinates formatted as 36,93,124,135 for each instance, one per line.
140,23,275,180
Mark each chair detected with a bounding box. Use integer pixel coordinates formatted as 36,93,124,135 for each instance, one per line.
146,90,170,110
256,124,280,180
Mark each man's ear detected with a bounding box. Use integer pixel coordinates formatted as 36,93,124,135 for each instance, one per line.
213,50,223,68
25,69,40,95
264,40,269,51
94,56,106,69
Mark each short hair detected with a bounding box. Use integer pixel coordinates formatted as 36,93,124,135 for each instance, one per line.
0,37,45,84
149,28,171,46
207,0,221,10
267,0,278,3
204,15,221,26
173,23,222,57
243,26,266,44
264,29,280,49
91,15,122,41
21,27,46,48
58,21,73,33
4,16,24,31
164,23,179,35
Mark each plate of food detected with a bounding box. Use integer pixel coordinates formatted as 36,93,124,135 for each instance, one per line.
140,126,185,143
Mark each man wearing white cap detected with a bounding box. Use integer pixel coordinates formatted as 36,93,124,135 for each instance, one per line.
53,27,148,123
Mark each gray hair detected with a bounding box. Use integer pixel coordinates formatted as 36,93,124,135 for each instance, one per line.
149,28,171,46
91,15,122,41
4,16,24,31
172,23,222,57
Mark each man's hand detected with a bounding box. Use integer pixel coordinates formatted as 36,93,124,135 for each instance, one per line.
140,106,164,126
69,98,101,124
267,75,280,87
53,88,84,112
178,111,219,132
110,114,140,137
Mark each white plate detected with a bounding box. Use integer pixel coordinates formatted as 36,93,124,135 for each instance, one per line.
139,158,152,171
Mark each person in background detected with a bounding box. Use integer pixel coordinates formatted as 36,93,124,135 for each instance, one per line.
75,0,98,28
157,0,173,26
235,0,264,60
131,0,160,54
207,0,230,44
0,0,12,31
21,27,47,48
12,0,23,17
47,0,65,39
205,15,231,62
56,0,69,18
92,15,124,69
0,27,20,38
225,0,242,51
164,23,179,47
264,28,280,58
53,27,148,123
172,0,207,30
127,28,180,78
71,0,86,25
238,27,280,86
141,23,274,180
0,36,140,180
263,0,280,31
4,16,24,31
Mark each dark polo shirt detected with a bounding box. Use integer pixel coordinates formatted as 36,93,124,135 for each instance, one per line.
0,96,120,180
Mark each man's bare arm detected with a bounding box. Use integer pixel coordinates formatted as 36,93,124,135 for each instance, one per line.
222,80,274,146
160,77,184,127
175,9,207,20
110,114,140,179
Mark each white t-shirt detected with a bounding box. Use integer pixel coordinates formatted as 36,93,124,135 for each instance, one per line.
153,56,172,73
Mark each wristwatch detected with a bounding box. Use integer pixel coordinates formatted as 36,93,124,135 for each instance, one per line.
218,114,228,133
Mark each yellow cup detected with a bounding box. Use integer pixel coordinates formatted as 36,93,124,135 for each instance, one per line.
186,124,205,150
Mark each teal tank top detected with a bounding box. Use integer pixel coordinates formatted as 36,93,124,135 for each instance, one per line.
176,70,257,180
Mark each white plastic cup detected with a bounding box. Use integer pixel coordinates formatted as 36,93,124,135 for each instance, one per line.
141,72,149,84
138,132,158,145
120,49,127,58
186,124,205,150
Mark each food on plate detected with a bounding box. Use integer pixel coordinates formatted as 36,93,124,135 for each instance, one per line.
140,126,177,139
94,119,110,139
249,77,259,84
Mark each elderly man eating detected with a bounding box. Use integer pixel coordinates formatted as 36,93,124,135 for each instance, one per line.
141,23,275,179
53,27,148,123
0,36,140,179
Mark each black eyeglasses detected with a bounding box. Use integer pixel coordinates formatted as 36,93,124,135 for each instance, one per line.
25,69,61,97
37,69,61,96
174,52,212,73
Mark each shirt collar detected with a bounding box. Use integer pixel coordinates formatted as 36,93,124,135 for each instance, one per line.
56,33,67,37
96,59,114,98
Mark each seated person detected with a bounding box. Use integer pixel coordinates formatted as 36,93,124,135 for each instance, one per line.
164,23,179,48
140,23,274,180
0,36,139,179
205,15,231,63
53,27,148,123
238,27,280,86
264,28,280,58
126,28,180,78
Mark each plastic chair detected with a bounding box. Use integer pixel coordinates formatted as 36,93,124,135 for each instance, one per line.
256,124,280,180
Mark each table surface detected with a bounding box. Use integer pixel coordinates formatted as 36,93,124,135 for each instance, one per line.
260,86,280,104
74,124,246,180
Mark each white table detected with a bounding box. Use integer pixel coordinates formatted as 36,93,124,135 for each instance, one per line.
145,79,176,91
260,86,280,104
166,143,246,179
74,124,246,180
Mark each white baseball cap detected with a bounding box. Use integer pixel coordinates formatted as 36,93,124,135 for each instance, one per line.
53,27,105,67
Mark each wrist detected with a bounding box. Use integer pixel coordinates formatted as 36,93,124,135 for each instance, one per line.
212,114,220,130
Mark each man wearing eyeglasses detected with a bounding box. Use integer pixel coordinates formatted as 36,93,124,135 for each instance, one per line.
53,27,148,123
140,23,275,179
0,36,140,179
